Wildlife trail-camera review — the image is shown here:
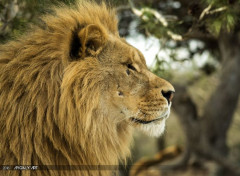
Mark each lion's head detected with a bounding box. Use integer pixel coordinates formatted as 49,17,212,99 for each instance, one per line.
59,15,174,139
0,2,174,175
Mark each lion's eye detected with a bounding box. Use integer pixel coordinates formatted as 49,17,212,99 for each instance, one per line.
125,64,136,75
127,64,136,71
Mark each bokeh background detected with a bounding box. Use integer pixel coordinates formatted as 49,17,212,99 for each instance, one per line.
1,0,240,176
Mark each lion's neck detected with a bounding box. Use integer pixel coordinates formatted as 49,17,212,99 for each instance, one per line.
48,118,133,166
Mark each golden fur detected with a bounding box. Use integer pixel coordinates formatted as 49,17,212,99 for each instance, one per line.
0,1,174,176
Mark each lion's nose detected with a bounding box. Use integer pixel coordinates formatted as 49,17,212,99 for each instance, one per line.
161,90,174,105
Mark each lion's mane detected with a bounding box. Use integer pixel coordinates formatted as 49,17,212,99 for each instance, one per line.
0,2,132,176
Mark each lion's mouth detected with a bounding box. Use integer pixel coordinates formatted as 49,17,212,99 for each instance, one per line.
130,117,162,124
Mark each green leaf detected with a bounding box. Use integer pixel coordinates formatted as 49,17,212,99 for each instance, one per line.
225,13,236,32
208,19,222,36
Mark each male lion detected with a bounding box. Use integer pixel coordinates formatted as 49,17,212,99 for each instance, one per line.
0,1,174,176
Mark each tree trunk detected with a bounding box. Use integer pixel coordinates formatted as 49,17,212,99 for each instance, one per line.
201,31,240,155
172,30,240,175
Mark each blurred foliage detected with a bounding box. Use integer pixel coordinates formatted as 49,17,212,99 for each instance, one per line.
0,0,78,42
203,3,239,35
126,0,240,79
136,0,240,38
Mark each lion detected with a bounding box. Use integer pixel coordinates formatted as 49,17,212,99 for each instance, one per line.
0,1,174,176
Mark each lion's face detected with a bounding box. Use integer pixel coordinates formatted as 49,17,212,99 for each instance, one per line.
97,37,174,137
66,24,174,137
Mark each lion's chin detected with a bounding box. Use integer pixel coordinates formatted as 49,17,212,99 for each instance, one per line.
137,119,166,137
129,110,170,137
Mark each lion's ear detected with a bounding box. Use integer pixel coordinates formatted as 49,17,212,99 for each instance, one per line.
70,24,107,60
